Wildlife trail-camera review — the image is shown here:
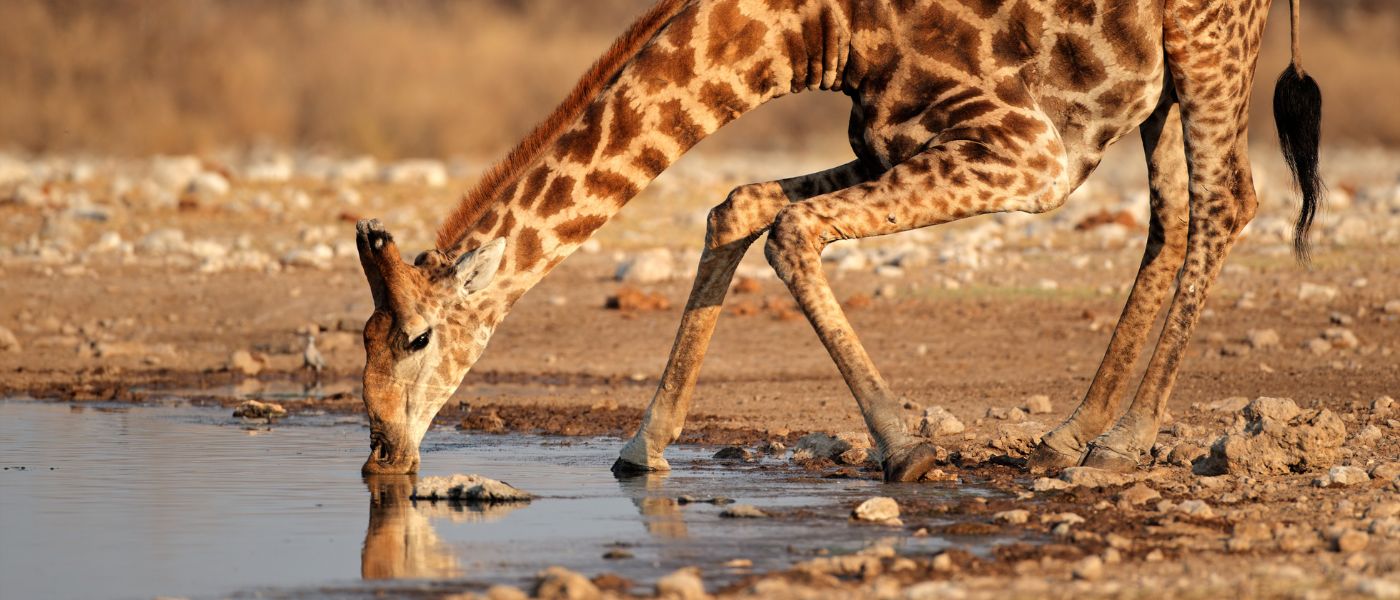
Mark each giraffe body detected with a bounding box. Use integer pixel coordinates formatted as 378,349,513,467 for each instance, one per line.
353,0,1321,481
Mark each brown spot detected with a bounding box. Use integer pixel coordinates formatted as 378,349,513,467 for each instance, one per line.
514,227,543,271
493,210,518,238
699,81,750,124
892,70,960,124
1048,33,1107,91
912,4,983,76
947,98,1000,126
556,215,609,245
657,99,705,150
632,147,670,178
584,170,639,205
993,76,1031,106
999,112,1046,138
474,207,501,235
603,88,644,158
518,167,550,210
991,1,1043,66
707,0,768,64
885,135,921,164
1102,2,1156,69
632,17,697,94
555,100,605,164
1054,0,1096,24
743,58,776,95
536,175,576,218
782,30,809,91
967,0,1006,18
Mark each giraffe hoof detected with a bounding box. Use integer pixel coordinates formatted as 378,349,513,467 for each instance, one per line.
1026,441,1084,474
1080,443,1140,473
610,457,669,477
882,443,942,483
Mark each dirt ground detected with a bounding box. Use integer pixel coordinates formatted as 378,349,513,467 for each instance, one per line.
1,146,1398,598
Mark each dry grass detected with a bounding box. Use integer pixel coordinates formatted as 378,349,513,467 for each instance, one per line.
0,0,1395,158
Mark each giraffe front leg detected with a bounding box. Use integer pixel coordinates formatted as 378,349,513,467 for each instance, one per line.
764,132,1067,482
613,163,870,474
1029,99,1190,472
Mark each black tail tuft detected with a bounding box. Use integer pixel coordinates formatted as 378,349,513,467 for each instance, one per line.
1273,65,1324,264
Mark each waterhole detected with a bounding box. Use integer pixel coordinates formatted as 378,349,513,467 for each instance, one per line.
0,399,1015,599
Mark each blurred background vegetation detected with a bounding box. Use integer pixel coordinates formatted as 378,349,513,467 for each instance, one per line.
2,0,1396,158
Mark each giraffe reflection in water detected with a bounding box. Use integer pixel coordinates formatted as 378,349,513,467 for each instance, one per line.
361,474,527,580
360,472,698,580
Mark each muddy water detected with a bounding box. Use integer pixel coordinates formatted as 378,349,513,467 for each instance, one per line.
0,399,1012,599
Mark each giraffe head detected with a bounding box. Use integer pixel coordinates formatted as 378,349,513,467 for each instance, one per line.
355,219,506,475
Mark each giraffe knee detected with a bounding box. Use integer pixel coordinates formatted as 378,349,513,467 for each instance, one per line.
763,206,822,281
706,183,783,250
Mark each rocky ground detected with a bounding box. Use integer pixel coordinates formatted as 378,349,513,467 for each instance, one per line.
1,145,1398,599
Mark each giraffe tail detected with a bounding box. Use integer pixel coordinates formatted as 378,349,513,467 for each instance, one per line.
1273,0,1324,264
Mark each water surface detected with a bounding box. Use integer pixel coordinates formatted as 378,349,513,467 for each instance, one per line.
0,399,1010,599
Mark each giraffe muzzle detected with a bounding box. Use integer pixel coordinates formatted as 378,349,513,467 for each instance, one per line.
362,430,420,475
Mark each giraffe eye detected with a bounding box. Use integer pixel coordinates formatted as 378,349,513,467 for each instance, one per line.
407,330,432,352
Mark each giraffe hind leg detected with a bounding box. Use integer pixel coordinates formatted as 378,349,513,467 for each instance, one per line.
1028,98,1190,472
1080,0,1266,471
764,114,1069,482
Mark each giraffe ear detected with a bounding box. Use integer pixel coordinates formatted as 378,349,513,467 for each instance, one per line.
452,238,506,295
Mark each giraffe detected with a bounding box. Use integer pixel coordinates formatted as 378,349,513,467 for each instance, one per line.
354,0,1322,481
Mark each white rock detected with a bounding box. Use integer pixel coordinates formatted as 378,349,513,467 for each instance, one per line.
241,156,294,182
87,232,124,254
329,156,378,183
1315,465,1371,488
874,265,905,278
994,509,1029,524
615,248,675,283
187,239,228,261
1073,555,1104,580
150,155,202,190
918,406,965,437
1354,425,1383,446
719,504,768,518
1356,578,1400,599
790,432,868,461
1024,394,1053,414
1298,282,1339,303
1246,329,1280,349
137,229,188,255
532,566,599,600
1177,499,1215,518
834,251,869,272
852,497,901,524
1031,477,1072,492
381,159,447,187
655,568,707,600
412,474,532,502
186,171,230,198
280,245,335,269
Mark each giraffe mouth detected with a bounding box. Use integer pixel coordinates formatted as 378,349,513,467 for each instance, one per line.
363,431,418,475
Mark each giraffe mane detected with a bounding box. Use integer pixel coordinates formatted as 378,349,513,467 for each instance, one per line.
435,0,691,252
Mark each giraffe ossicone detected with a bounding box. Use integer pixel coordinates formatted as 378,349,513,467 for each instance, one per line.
354,0,1322,481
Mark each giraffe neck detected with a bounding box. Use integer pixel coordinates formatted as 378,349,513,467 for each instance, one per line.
457,0,835,318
